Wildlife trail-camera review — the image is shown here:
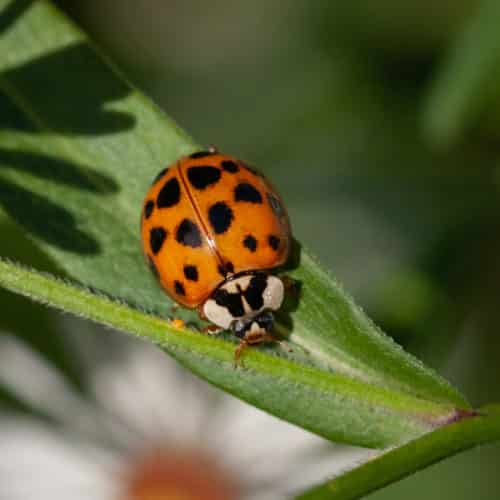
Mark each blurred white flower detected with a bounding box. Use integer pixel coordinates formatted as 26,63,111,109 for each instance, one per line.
0,326,374,500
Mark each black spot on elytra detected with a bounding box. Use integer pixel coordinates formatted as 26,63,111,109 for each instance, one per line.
152,167,169,185
243,234,257,252
267,192,284,217
187,166,221,190
217,260,234,277
189,150,217,159
157,177,181,208
268,235,280,251
144,200,154,219
244,273,268,311
150,227,167,255
221,160,239,173
174,280,186,296
147,255,160,280
213,288,245,317
208,202,233,234
234,182,262,203
176,219,202,248
183,265,199,282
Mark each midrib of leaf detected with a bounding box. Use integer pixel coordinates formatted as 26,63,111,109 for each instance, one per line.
0,257,461,448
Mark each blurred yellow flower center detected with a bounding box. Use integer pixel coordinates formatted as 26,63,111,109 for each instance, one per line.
121,448,241,500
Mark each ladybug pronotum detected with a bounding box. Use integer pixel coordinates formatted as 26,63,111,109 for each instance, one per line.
141,147,292,361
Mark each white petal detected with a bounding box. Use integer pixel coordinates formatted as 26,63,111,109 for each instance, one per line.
209,397,324,467
253,446,378,500
90,340,220,445
0,418,120,500
204,395,377,495
0,334,90,424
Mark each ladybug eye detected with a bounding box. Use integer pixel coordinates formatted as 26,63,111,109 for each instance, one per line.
256,311,274,331
231,319,248,339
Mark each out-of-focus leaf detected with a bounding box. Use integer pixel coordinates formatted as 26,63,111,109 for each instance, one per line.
423,0,500,147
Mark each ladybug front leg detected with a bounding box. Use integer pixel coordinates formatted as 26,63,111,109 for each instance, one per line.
233,331,276,367
233,339,249,368
202,324,222,334
197,304,208,321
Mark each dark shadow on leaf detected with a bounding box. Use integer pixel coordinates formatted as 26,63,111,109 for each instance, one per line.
284,237,302,272
0,35,137,254
0,176,100,253
0,148,118,193
1,42,136,135
0,0,34,35
276,238,302,334
0,82,36,132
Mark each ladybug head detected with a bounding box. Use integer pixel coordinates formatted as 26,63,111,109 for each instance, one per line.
202,272,284,335
231,310,274,339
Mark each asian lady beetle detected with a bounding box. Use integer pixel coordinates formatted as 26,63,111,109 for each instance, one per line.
141,147,291,361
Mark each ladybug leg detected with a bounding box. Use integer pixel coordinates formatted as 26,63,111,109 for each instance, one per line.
197,305,222,334
233,331,278,367
202,324,222,335
233,339,248,368
197,304,208,321
255,333,276,345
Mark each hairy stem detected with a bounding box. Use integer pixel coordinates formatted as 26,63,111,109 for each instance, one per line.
296,405,500,500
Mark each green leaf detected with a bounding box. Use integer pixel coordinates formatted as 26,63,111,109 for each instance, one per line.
295,405,500,500
0,257,464,448
0,0,468,448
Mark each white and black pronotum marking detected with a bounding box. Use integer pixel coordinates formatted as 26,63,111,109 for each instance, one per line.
203,271,284,338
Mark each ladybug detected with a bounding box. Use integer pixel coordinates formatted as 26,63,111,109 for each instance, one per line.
141,147,292,361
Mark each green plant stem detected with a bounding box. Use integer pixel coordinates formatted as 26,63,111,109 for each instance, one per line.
296,404,500,500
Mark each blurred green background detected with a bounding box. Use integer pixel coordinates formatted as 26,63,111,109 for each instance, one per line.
2,1,500,498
